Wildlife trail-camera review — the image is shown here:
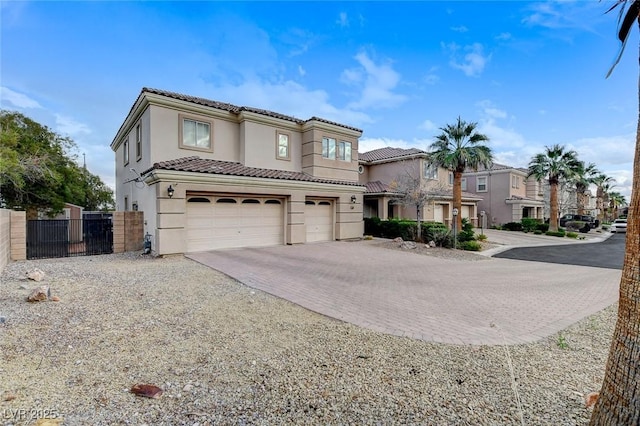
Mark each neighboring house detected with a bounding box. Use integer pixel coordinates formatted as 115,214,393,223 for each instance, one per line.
541,180,597,220
110,88,365,255
358,147,483,227
463,163,545,227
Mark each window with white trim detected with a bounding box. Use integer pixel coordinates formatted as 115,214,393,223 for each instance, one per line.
448,172,454,185
135,123,142,160
512,175,520,189
461,177,467,191
477,176,487,192
322,137,336,159
424,162,438,180
123,139,129,166
337,141,352,161
180,114,213,151
276,132,290,160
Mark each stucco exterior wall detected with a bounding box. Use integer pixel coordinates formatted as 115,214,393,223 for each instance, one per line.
147,175,363,255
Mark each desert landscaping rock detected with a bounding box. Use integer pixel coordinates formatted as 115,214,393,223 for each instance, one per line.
0,251,615,425
26,285,50,302
26,268,45,282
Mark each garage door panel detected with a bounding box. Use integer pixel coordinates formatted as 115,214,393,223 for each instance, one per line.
187,196,284,252
305,200,333,243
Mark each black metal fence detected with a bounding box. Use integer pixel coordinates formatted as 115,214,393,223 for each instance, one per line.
27,217,113,260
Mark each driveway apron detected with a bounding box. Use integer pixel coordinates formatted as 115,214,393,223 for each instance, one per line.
187,241,620,345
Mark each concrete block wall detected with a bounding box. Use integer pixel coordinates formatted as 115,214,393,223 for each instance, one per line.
113,211,144,253
0,209,26,272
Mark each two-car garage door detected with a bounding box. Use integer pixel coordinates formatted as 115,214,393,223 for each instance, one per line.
186,195,335,252
187,196,284,252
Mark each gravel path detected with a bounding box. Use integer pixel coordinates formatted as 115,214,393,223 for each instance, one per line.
0,252,614,425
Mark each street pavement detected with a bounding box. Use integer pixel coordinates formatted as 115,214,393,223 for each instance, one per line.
187,229,621,345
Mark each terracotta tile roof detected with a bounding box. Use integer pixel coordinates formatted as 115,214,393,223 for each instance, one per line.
142,88,362,132
359,147,427,162
143,156,363,187
364,181,393,194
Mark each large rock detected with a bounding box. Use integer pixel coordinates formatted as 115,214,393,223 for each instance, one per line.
401,241,417,249
27,285,50,303
26,268,45,282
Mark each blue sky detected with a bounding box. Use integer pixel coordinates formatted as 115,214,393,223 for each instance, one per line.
1,1,637,200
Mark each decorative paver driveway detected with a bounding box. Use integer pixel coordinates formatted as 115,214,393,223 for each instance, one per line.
187,241,620,345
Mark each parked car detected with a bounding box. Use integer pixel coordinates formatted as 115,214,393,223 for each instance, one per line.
611,218,627,233
559,214,596,228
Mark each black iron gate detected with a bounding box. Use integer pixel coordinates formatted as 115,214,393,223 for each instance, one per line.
27,217,113,260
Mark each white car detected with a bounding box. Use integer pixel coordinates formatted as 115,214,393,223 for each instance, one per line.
611,218,627,233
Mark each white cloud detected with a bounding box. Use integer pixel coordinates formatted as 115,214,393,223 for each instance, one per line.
1,86,42,109
419,119,437,132
521,1,599,33
450,25,468,33
343,51,407,110
205,79,372,128
298,65,306,77
337,12,349,27
359,136,432,153
55,114,91,136
495,32,512,41
443,42,490,77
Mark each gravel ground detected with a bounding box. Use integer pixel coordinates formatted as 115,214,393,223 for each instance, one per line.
0,249,615,425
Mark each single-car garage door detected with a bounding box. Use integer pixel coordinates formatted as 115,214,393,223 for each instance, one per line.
187,196,284,252
305,199,334,243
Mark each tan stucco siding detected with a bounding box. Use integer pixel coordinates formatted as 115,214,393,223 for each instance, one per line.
239,120,302,172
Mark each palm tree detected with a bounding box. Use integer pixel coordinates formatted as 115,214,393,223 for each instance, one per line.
593,173,616,222
429,117,493,231
590,1,640,424
527,144,582,232
572,162,600,215
608,191,628,219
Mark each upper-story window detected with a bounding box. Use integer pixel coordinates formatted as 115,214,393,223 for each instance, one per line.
180,114,213,152
337,141,352,161
512,175,520,189
461,177,467,191
135,123,142,161
477,176,488,192
123,138,129,166
322,137,336,159
448,172,454,185
276,131,290,160
424,162,438,180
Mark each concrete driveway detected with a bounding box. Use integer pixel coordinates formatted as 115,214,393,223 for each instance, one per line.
187,235,620,346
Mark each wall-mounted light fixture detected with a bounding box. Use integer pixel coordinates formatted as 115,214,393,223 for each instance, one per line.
167,185,175,199
350,195,357,204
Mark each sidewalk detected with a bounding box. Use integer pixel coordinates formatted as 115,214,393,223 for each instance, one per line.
479,228,613,257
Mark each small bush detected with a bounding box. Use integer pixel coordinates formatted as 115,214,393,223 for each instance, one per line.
566,232,578,239
546,230,566,237
536,222,549,232
476,233,488,241
533,230,543,235
459,240,482,251
521,218,542,233
503,222,523,232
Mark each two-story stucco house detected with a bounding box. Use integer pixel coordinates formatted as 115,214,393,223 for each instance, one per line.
463,163,545,227
110,88,365,255
359,147,483,227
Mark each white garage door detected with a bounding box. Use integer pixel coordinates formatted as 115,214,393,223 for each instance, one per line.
186,196,284,252
305,199,334,243
461,205,471,221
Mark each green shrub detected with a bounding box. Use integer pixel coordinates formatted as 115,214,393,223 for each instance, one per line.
521,218,542,233
566,232,579,239
365,218,451,245
476,233,488,241
457,217,475,242
533,230,543,235
546,230,566,237
503,222,523,231
459,240,482,251
536,222,549,232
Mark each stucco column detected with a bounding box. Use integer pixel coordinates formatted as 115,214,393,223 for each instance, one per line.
287,192,305,244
